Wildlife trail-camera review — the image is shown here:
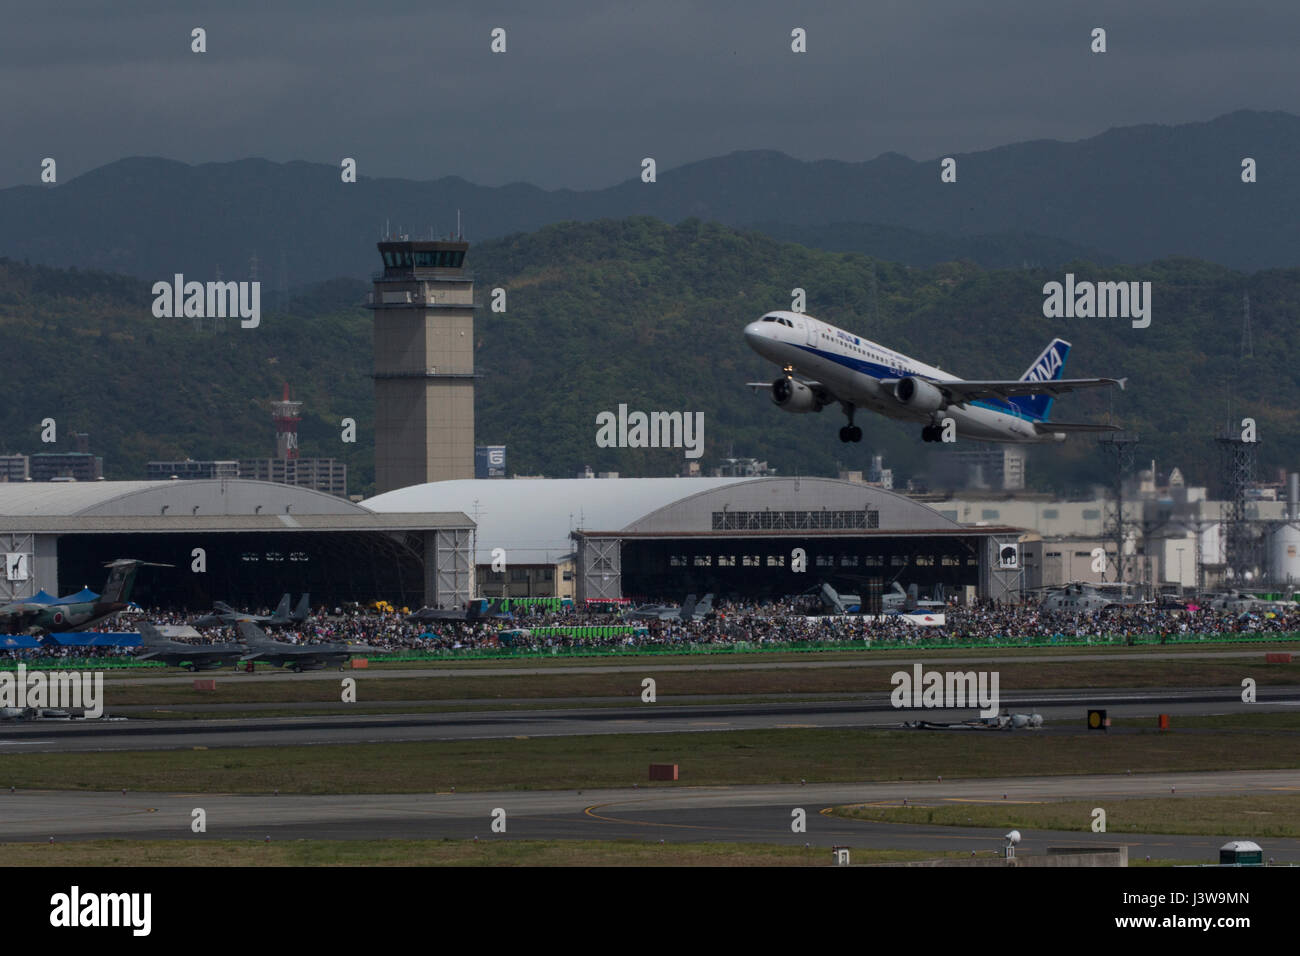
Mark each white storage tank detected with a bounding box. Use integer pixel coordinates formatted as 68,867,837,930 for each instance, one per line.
1271,523,1300,585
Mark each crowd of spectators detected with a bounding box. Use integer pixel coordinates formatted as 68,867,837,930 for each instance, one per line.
6,595,1298,662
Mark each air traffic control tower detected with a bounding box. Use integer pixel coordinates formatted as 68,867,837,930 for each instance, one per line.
368,237,476,494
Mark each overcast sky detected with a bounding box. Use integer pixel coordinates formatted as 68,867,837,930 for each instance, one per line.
4,0,1297,191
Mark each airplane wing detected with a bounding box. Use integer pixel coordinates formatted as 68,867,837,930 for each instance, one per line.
0,606,39,625
879,376,1125,405
1031,421,1122,434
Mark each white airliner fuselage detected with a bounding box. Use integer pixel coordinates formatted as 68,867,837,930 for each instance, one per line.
744,311,1123,444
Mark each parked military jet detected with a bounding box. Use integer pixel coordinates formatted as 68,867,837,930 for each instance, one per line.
235,621,376,672
626,593,714,622
133,623,247,671
0,559,168,636
407,598,511,624
193,593,296,629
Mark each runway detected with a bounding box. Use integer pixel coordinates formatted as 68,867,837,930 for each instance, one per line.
4,770,1299,861
2,686,1297,753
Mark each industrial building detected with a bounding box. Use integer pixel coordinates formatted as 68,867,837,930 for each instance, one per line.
0,480,471,610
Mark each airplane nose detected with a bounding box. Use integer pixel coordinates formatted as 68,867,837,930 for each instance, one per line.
743,321,764,346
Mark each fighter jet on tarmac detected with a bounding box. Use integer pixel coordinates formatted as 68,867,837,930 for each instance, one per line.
235,621,377,672
134,623,247,671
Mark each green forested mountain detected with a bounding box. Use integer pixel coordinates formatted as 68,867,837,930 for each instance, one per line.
1,218,1295,498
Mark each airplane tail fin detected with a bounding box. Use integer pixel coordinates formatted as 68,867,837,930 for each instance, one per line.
679,594,698,621
138,622,165,644
270,593,291,621
100,560,142,604
292,593,311,622
1010,338,1071,421
236,621,273,645
820,582,845,614
695,594,714,617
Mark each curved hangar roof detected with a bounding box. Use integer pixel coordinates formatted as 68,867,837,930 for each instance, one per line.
0,480,467,533
364,477,963,565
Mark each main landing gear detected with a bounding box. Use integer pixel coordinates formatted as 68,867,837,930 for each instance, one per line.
921,414,948,442
839,404,862,443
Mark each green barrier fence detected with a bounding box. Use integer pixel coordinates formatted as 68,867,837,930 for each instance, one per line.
362,630,1300,663
0,657,166,671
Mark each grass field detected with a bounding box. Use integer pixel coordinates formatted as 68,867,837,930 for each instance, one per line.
5,725,1300,794
97,658,1300,709
0,838,1191,867
0,838,1001,867
831,793,1300,839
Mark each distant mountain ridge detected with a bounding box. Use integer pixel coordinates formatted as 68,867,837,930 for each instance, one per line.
1,110,1296,283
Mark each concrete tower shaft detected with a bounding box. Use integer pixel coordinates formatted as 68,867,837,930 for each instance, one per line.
368,238,476,494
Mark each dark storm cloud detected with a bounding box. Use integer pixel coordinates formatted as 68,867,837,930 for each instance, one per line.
3,0,1298,190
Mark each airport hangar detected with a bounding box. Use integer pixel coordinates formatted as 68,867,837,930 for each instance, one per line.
0,480,473,610
364,477,1027,608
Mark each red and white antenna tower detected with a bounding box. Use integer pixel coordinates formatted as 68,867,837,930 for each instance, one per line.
271,383,303,460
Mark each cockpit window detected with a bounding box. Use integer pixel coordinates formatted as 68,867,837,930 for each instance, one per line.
762,316,777,322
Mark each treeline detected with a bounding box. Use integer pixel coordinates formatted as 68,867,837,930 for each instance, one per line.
0,219,1295,497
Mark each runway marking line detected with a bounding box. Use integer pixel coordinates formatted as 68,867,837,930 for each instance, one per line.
583,803,738,832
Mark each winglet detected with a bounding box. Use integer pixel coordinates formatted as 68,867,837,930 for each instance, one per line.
1117,377,1127,391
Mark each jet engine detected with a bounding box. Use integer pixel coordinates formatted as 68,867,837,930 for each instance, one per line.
893,376,946,412
771,377,822,413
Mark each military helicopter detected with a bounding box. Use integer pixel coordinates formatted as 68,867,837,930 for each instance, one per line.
1032,581,1148,613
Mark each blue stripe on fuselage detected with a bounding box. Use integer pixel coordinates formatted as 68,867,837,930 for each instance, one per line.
790,342,1035,422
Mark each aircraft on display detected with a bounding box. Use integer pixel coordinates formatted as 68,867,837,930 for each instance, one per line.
816,582,861,614
627,593,714,622
194,593,307,629
235,621,377,672
1035,582,1148,613
883,582,947,614
134,623,247,671
744,313,1124,443
0,559,168,636
1203,590,1293,614
407,598,511,624
813,580,943,615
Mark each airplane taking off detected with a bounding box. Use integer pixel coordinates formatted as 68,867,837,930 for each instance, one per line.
0,559,169,636
744,312,1124,443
